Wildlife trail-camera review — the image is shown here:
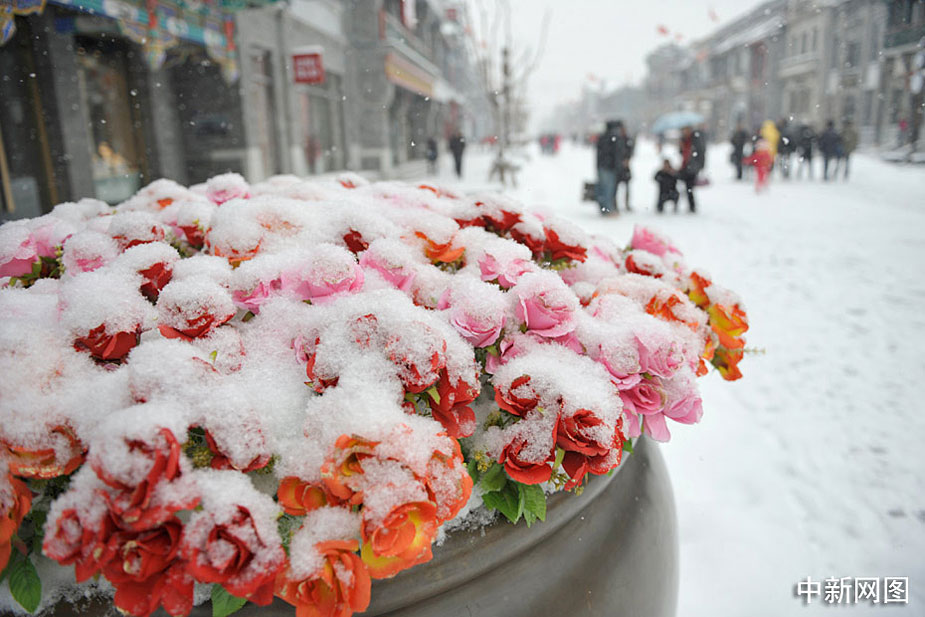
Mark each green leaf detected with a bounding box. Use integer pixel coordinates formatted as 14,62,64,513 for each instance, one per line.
426,385,440,405
482,481,522,524
479,463,507,492
466,458,480,482
8,554,41,614
523,508,537,527
622,439,634,454
553,447,565,471
520,484,546,522
212,584,247,617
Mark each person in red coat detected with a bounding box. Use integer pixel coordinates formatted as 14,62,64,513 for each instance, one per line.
743,139,773,193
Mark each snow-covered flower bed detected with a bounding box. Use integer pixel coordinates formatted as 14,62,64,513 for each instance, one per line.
0,173,748,617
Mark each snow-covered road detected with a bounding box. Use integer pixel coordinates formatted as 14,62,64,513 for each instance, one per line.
426,139,925,615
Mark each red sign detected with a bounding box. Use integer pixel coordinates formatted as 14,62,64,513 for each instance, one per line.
293,52,324,84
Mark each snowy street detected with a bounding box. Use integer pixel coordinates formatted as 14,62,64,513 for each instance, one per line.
427,140,925,615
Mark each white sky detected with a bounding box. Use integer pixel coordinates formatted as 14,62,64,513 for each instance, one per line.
470,0,770,127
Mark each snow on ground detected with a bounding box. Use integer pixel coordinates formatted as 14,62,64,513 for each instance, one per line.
422,139,925,615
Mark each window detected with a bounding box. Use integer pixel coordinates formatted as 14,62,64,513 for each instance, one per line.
862,90,874,125
812,28,818,51
801,33,807,54
846,41,860,68
831,36,839,69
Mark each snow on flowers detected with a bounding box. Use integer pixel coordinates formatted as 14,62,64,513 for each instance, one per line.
0,175,747,617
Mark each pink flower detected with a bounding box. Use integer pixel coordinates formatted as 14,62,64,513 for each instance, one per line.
448,306,504,348
630,225,680,258
232,279,280,313
282,262,364,304
478,255,534,288
619,379,665,439
635,334,682,379
515,290,576,338
0,226,40,278
359,252,416,292
205,173,250,205
597,343,642,391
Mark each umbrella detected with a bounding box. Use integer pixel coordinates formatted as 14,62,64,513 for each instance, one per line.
651,111,705,134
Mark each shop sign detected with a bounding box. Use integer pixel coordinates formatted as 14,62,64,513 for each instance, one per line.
293,47,324,84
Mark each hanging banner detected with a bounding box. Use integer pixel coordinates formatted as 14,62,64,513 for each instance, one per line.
1,0,47,45
293,45,324,84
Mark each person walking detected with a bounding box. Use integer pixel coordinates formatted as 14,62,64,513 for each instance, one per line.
730,122,749,180
760,120,780,163
615,121,634,212
425,137,438,174
840,120,858,180
743,139,773,193
654,158,680,213
776,118,794,179
595,120,620,216
678,125,705,213
819,120,840,181
448,130,466,178
796,124,815,179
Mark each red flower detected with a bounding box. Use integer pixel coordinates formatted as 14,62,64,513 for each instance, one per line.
427,369,478,438
360,501,438,579
181,505,285,605
4,424,86,479
138,262,173,302
499,434,554,485
478,205,522,232
113,226,166,251
92,428,197,530
277,477,343,516
556,409,610,457
544,228,587,262
559,417,625,490
342,229,369,254
43,507,117,582
101,517,193,617
509,226,546,256
625,253,664,278
1,475,31,573
204,429,270,473
385,326,447,393
158,312,234,341
275,539,371,617
494,375,539,417
74,324,140,362
178,224,205,249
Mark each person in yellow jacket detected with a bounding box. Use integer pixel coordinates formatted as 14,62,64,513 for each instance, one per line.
760,120,780,162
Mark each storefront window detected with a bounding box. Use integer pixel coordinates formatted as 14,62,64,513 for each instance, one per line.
75,38,144,204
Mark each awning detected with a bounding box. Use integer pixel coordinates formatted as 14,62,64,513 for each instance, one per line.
385,51,435,98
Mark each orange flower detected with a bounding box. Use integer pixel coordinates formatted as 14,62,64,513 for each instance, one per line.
697,336,716,377
414,232,464,264
360,501,438,579
320,436,379,504
687,271,712,309
0,475,32,573
276,539,371,617
645,294,699,331
712,347,744,381
4,424,86,479
278,477,342,516
424,440,472,523
211,241,261,267
707,304,748,349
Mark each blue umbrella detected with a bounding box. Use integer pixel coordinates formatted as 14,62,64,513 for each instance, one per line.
651,111,705,134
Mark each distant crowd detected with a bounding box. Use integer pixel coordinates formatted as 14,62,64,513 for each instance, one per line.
731,118,858,192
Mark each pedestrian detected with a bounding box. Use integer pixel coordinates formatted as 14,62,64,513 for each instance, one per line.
730,121,749,180
898,117,909,147
615,121,634,212
776,118,794,179
595,120,620,216
678,125,705,213
654,158,680,213
796,124,815,179
425,137,438,174
840,120,858,180
743,139,773,193
448,130,466,178
819,120,840,181
760,120,780,172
